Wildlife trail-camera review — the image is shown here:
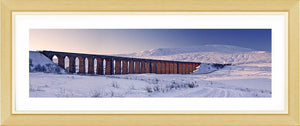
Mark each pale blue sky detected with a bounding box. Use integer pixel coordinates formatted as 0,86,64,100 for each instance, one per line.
30,29,271,54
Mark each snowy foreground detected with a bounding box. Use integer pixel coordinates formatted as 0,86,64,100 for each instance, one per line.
30,63,271,97
30,44,271,97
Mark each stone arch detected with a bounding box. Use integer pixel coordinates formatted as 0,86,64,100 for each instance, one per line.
87,57,94,74
140,61,145,73
192,63,196,71
161,62,166,74
182,63,185,74
67,56,75,73
103,59,106,75
174,62,178,74
181,63,185,74
121,59,128,74
178,63,182,74
120,60,123,74
165,62,170,74
75,57,80,73
151,61,156,73
169,62,174,74
134,60,140,74
133,60,135,73
115,59,121,74
64,56,70,72
77,56,85,74
185,63,189,74
95,58,103,75
84,57,88,74
144,61,147,73
128,60,134,74
113,59,116,74
189,63,193,74
156,62,161,74
139,61,142,73
105,58,112,75
145,61,150,73
94,58,97,74
52,54,64,68
52,55,58,64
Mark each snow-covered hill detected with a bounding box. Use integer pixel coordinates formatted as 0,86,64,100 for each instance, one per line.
117,44,271,64
29,51,65,73
122,44,254,56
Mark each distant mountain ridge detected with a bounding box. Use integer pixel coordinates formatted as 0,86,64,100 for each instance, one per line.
115,44,271,64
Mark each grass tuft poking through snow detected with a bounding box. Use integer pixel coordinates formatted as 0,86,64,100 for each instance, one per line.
111,81,120,88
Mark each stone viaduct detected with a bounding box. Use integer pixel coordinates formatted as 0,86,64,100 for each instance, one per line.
40,51,201,75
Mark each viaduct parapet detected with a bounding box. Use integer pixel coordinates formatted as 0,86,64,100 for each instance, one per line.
40,50,201,75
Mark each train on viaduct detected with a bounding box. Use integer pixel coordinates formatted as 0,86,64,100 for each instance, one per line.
40,51,201,75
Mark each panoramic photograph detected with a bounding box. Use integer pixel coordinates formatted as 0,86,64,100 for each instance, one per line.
29,29,272,97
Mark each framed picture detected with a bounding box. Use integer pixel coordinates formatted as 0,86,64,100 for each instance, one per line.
1,0,299,126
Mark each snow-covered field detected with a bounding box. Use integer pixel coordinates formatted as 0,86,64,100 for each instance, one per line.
29,44,272,97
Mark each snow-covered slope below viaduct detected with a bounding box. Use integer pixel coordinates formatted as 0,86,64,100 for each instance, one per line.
29,51,66,73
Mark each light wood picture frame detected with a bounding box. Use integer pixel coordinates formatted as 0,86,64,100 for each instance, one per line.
1,0,299,125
